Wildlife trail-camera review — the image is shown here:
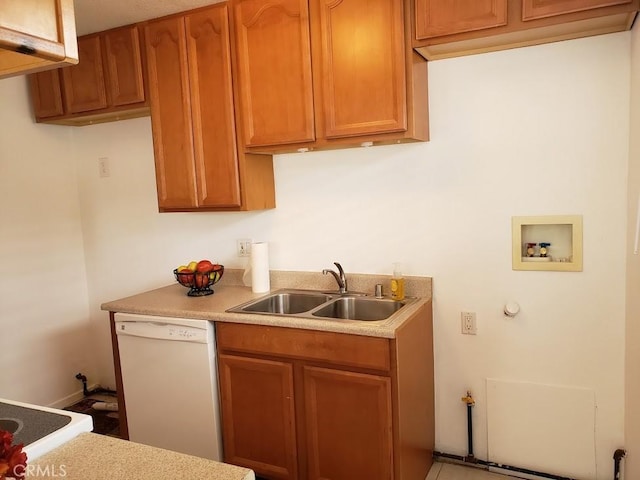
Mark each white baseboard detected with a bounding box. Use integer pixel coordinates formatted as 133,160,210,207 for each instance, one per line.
47,384,99,409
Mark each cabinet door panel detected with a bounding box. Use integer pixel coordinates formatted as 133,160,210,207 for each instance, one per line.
186,5,241,208
1,0,59,41
62,35,107,113
315,0,407,139
29,69,64,119
103,25,145,106
0,0,78,80
304,366,393,480
415,0,508,39
232,0,315,147
145,17,198,209
218,354,298,479
522,0,633,20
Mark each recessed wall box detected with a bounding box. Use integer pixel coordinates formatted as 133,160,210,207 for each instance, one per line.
511,215,583,272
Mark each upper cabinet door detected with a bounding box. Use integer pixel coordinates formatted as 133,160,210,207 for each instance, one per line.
0,0,78,79
522,0,633,20
232,0,316,147
62,35,108,113
29,68,64,120
103,25,146,106
313,0,407,139
415,0,508,39
186,5,242,208
145,17,198,209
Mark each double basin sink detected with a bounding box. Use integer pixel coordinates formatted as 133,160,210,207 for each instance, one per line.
227,289,414,322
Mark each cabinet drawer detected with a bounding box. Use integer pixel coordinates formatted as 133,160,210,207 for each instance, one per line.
216,323,391,372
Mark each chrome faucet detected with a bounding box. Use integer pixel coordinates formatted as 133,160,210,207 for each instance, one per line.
322,262,348,294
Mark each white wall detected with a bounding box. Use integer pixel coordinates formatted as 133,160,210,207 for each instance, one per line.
0,77,94,407
70,33,630,479
625,22,640,480
0,29,628,480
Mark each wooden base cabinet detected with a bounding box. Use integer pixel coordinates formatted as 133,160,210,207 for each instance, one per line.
230,0,428,154
216,301,434,480
414,0,640,60
145,4,275,212
28,25,149,125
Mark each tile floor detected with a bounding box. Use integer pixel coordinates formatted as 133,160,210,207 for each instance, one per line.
427,462,521,480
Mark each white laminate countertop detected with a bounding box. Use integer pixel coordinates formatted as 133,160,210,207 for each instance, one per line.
26,433,254,480
101,269,433,339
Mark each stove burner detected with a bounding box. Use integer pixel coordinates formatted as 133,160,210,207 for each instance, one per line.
0,418,23,435
0,403,71,446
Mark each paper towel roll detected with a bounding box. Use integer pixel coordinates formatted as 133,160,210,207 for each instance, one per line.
250,242,270,293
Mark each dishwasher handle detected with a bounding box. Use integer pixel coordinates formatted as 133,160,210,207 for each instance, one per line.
115,320,210,344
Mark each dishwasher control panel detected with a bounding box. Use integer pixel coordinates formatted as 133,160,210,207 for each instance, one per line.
114,314,211,344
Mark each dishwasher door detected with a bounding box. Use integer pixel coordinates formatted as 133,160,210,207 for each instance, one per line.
114,313,222,461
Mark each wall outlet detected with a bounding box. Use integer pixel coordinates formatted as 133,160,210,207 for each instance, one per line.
237,239,252,257
98,157,110,178
461,312,477,335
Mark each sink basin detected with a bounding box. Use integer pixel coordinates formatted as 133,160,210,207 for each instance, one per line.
234,291,332,315
312,297,405,321
227,289,412,323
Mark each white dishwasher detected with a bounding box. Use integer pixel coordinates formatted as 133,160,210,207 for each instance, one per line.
114,312,222,461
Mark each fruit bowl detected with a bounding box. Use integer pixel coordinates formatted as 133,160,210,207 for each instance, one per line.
174,264,224,297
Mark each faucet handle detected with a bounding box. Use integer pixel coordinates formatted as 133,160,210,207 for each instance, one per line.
334,262,344,277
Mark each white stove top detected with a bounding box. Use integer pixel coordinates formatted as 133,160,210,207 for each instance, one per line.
0,398,93,461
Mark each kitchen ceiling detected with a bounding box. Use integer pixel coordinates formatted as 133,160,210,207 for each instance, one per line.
73,0,223,35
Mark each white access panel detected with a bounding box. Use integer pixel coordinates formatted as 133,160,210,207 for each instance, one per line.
115,313,222,461
486,378,596,480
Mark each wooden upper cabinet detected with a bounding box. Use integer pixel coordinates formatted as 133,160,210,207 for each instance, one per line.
62,35,108,114
103,26,146,106
29,68,64,119
145,16,198,209
413,0,640,60
231,0,428,153
415,0,508,39
144,4,274,212
0,0,78,79
186,6,242,207
232,0,316,147
218,354,298,479
522,0,633,20
313,0,407,139
29,25,148,125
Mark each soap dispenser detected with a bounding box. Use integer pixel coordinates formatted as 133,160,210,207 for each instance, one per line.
391,263,405,301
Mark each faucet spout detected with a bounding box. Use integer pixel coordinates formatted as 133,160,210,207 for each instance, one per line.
322,262,348,294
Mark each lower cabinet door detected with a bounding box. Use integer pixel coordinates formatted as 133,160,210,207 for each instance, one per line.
303,366,393,480
218,354,298,479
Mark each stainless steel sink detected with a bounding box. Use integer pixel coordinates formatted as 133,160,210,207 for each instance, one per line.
311,297,405,321
238,291,332,315
227,289,413,322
